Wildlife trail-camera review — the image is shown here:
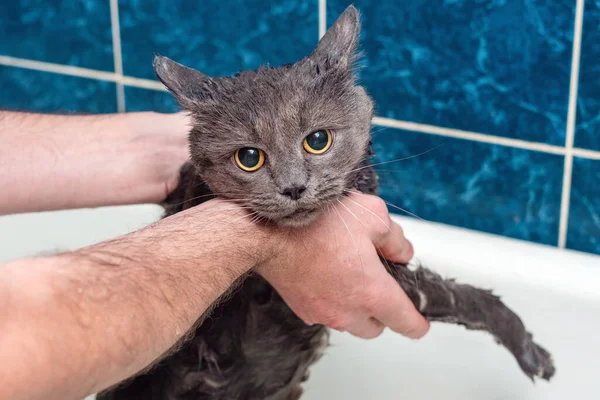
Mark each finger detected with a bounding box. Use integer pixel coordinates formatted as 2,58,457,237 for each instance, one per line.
345,317,386,340
373,221,414,264
340,194,414,264
372,275,430,339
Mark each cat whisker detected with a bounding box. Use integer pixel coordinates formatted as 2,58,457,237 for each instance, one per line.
381,200,429,224
340,197,395,274
166,193,216,209
372,169,420,173
189,201,256,223
345,189,443,232
370,126,392,135
198,204,254,219
225,210,261,228
341,190,392,233
349,143,445,174
334,199,365,287
166,191,242,209
344,189,424,221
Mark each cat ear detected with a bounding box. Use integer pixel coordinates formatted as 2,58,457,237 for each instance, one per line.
153,55,215,107
309,5,361,72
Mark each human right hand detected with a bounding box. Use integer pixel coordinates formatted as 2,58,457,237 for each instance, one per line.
257,193,430,339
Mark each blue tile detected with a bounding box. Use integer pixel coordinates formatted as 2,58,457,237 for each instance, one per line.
576,0,600,151
328,1,575,145
0,66,117,114
124,86,180,113
0,0,113,71
371,126,564,245
119,0,318,80
567,157,600,255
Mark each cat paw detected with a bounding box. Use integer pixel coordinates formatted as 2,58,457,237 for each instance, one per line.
517,338,555,381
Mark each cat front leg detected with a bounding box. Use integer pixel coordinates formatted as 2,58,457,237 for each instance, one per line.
385,261,555,381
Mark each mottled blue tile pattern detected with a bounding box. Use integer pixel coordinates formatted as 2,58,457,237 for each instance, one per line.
119,0,318,80
576,0,600,151
0,0,113,71
371,126,564,245
124,87,179,113
0,66,117,114
329,0,575,145
567,158,600,255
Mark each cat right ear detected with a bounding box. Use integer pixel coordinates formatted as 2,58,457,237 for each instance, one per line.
153,55,215,108
309,5,361,73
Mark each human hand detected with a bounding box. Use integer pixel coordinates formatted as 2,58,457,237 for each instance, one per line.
119,111,191,201
257,193,430,339
0,111,190,214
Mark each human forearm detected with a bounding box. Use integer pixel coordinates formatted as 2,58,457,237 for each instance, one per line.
0,111,189,215
0,201,269,400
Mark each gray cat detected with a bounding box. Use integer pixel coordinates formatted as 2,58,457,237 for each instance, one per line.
99,6,554,400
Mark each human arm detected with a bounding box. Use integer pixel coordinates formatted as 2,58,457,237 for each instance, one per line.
0,194,427,400
0,111,189,215
0,200,264,400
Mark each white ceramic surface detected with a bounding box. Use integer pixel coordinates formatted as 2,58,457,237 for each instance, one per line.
1,206,598,400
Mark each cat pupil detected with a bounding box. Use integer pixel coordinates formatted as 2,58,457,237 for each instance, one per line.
307,131,328,150
239,148,260,167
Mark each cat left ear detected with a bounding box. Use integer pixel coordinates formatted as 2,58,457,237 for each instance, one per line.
153,55,215,108
309,5,361,72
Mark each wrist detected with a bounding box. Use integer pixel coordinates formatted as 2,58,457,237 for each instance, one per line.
187,200,278,276
116,112,190,203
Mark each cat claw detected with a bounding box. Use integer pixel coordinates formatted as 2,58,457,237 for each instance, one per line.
517,340,555,381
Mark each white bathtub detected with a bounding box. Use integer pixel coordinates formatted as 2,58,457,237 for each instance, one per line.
306,216,600,400
1,205,599,400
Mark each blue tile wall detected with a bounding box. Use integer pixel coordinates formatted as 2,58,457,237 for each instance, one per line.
567,157,600,254
124,86,179,113
372,127,563,246
119,0,318,80
576,0,600,151
0,66,117,114
0,1,599,256
328,0,575,146
0,1,113,71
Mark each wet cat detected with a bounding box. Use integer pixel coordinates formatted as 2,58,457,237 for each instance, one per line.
99,6,554,400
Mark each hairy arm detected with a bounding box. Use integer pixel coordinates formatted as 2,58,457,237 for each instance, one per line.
0,111,189,215
0,200,269,400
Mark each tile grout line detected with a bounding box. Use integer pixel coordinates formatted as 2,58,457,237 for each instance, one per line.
319,0,326,39
1,55,600,161
0,55,117,81
110,0,125,112
572,147,600,160
372,117,567,155
558,0,585,249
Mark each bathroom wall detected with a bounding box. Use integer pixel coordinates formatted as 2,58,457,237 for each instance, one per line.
1,0,598,255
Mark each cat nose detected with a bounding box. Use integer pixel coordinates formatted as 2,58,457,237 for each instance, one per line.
281,185,306,201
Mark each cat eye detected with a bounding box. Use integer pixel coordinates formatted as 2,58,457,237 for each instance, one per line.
303,129,332,155
234,147,265,172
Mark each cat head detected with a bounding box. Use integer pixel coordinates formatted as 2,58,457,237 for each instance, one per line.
154,6,373,227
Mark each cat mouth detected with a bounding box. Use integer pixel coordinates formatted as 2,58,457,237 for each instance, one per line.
270,207,320,227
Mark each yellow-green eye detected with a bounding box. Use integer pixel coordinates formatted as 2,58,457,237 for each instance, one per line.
235,148,265,172
303,129,332,154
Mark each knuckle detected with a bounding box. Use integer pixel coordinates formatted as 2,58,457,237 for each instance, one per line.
403,239,414,260
392,317,430,339
362,328,385,340
372,220,390,241
321,313,350,331
361,289,384,314
370,197,389,218
394,222,405,239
